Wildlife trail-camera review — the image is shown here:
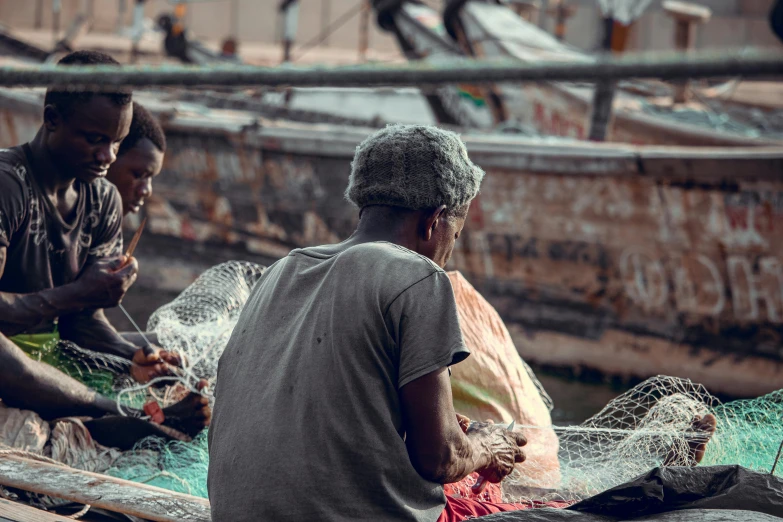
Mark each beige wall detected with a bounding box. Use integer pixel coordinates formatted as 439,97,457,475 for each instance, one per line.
0,0,780,53
0,0,400,53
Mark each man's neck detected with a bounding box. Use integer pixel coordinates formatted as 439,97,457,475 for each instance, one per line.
28,128,76,196
346,209,420,253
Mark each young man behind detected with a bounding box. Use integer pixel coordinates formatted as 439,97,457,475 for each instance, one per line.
106,101,166,348
107,101,165,217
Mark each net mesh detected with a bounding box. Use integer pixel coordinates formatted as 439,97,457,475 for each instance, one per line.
64,261,781,503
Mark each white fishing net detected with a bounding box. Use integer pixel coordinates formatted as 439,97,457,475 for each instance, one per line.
85,261,783,503
111,261,267,414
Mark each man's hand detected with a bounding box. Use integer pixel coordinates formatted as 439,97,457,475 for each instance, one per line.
130,344,184,384
161,379,212,437
456,413,471,433
467,420,526,493
75,257,138,309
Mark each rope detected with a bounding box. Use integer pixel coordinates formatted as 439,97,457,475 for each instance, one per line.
0,49,779,89
293,2,363,62
66,503,91,519
771,438,783,475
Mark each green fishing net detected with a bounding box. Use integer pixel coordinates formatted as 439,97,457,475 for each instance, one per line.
86,261,783,502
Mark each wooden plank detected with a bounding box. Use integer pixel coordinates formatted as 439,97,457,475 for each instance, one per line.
0,497,74,522
0,455,211,522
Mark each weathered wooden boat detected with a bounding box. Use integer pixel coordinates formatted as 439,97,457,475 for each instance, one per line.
1,84,781,398
0,453,210,521
372,0,783,146
0,25,435,129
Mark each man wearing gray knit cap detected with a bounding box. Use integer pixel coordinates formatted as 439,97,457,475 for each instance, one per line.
209,124,527,522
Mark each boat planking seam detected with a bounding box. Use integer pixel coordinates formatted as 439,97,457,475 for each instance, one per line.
0,497,75,522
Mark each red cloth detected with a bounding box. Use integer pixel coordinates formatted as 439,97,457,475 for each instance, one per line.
444,472,503,503
439,495,573,522
441,474,572,522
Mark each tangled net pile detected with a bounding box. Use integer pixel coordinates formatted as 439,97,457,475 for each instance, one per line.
66,261,783,502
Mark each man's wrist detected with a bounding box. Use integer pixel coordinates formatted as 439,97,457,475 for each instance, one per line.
115,340,139,360
91,394,141,418
91,394,121,416
50,281,90,313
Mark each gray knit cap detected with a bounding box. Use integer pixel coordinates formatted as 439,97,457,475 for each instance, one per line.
345,124,485,210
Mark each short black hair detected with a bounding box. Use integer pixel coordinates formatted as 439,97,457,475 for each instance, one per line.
44,51,132,117
118,102,166,156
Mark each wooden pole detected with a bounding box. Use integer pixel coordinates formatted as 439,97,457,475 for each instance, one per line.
52,0,62,45
280,0,298,63
130,0,146,64
449,14,508,125
588,16,617,141
358,0,370,62
34,0,44,29
663,1,712,104
116,0,127,34
321,0,331,46
231,0,240,38
0,455,211,522
1,50,779,88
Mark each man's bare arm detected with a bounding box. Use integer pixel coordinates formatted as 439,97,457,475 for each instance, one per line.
0,331,122,420
400,367,526,485
0,332,209,448
59,308,138,359
0,246,138,337
0,247,89,335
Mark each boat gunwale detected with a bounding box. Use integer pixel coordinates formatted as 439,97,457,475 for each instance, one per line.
0,87,781,181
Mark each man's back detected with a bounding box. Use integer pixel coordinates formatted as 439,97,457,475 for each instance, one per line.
208,241,469,522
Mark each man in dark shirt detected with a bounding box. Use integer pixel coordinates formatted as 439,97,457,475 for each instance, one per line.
0,51,209,441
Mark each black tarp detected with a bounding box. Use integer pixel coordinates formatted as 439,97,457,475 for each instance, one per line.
478,466,783,521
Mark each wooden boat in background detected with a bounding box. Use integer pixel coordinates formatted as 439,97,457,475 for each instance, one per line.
373,0,783,146
1,85,781,398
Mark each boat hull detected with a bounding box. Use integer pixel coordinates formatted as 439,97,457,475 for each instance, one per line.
0,88,781,397
376,0,781,146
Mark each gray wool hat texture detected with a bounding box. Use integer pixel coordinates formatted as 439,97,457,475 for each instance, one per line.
345,124,485,211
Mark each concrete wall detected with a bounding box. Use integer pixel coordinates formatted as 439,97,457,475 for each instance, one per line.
0,0,401,53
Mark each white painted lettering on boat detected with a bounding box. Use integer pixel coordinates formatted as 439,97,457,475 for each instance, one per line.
620,251,783,324
727,256,783,323
620,247,668,312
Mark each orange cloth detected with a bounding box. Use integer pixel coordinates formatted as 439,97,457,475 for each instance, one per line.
447,271,561,488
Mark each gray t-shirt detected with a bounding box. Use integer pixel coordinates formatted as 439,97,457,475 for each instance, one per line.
208,241,470,522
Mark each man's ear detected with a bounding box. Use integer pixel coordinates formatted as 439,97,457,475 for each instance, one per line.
422,205,448,241
43,105,62,133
